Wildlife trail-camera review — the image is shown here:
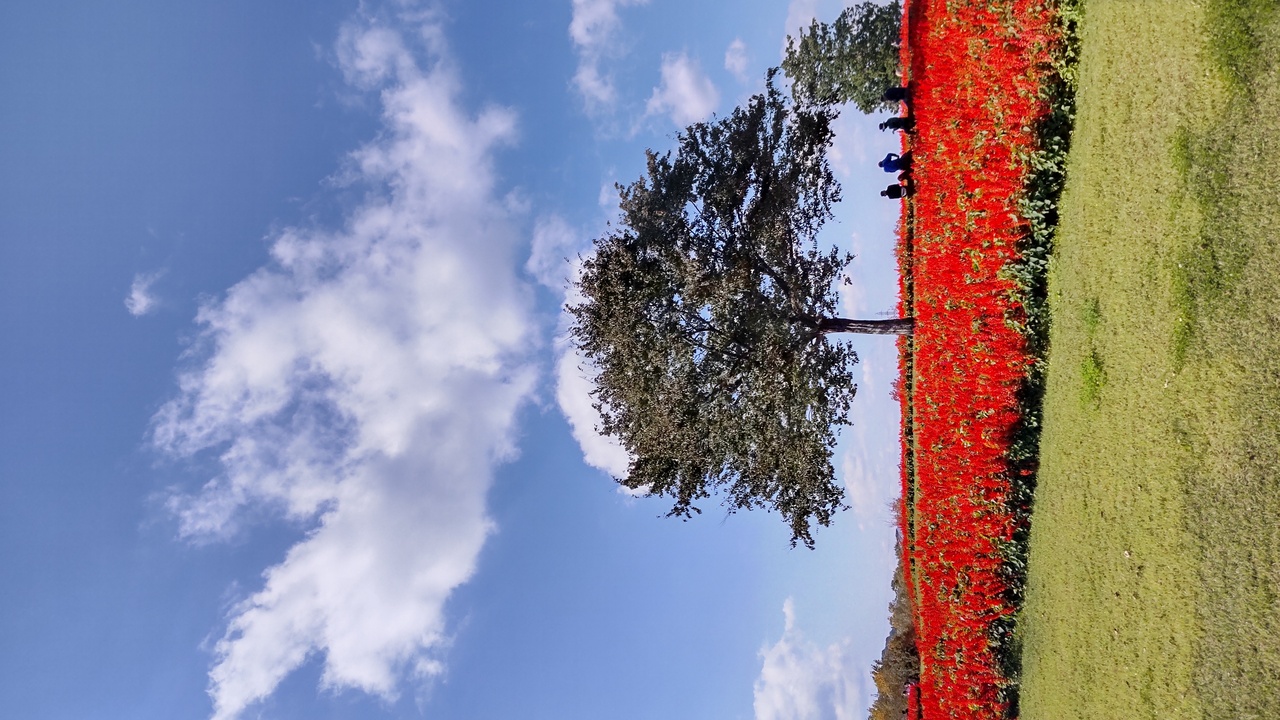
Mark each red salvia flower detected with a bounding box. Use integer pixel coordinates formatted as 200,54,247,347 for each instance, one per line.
895,1,1061,718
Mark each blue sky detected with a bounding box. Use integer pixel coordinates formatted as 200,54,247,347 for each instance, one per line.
0,1,907,718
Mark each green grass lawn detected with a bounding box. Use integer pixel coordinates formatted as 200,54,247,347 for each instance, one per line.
1018,2,1280,719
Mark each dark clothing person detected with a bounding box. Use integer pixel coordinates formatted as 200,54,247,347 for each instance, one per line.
879,116,915,132
881,183,912,199
883,86,910,103
878,151,913,173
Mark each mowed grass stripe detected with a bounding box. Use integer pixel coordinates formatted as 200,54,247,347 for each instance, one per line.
1020,2,1280,719
1170,1,1280,716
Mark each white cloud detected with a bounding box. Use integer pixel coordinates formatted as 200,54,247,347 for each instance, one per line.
645,52,719,127
569,0,649,112
555,333,631,479
152,10,537,720
725,38,749,83
526,214,581,291
598,179,620,210
126,270,164,316
529,222,633,479
754,599,868,720
520,203,632,481
521,208,632,479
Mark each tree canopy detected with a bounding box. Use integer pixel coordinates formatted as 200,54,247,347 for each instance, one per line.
570,73,909,547
782,0,903,113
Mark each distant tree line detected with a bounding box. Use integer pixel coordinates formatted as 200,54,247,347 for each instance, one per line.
868,539,920,720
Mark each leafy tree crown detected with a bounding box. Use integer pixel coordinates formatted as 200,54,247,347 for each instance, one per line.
569,72,860,547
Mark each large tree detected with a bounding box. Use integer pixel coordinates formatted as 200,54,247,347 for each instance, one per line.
570,73,912,547
782,0,903,113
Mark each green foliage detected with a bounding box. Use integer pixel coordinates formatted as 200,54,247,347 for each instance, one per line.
781,1,903,113
1081,297,1101,335
1205,0,1280,92
570,73,861,548
1079,298,1105,408
1006,0,1079,367
1078,350,1105,408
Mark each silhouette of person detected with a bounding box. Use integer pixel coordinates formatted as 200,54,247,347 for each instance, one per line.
881,183,913,199
883,86,910,103
879,116,915,132
878,151,913,173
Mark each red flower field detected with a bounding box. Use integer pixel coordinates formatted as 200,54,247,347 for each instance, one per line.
895,1,1063,718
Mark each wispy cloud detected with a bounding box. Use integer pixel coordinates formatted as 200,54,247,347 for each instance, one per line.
725,38,749,83
754,599,868,720
152,8,537,719
126,270,164,316
780,0,820,57
526,214,580,291
840,415,884,530
569,0,649,112
645,52,719,127
526,214,632,479
839,347,903,532
555,331,632,479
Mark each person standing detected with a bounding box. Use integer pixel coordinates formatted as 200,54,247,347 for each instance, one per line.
879,116,915,132
883,86,910,104
880,183,913,199
878,151,913,174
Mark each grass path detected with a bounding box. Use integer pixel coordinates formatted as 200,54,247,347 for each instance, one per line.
1018,2,1280,719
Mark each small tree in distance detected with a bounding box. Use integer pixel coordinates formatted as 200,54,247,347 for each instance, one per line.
782,0,903,113
570,72,912,547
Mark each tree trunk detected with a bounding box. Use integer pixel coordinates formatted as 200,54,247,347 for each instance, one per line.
819,317,914,336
